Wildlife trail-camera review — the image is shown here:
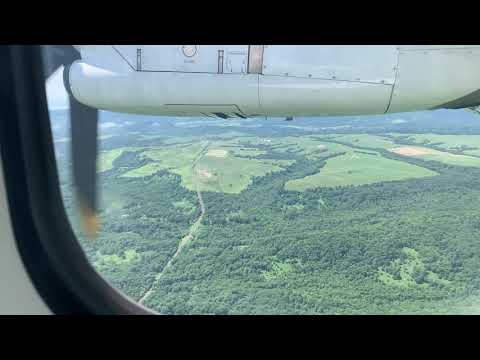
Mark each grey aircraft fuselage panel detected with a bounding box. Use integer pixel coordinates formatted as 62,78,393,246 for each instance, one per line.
64,45,480,118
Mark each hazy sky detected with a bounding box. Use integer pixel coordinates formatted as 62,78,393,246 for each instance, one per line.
46,66,69,110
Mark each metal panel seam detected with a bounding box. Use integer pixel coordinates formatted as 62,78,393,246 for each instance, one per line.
111,45,136,71
385,48,401,113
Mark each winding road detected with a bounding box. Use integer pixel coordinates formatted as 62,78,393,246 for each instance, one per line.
138,187,205,305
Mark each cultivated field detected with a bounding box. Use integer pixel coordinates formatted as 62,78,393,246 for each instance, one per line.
318,133,480,168
238,136,349,159
102,133,480,194
206,149,228,158
189,156,290,193
389,133,480,156
99,147,145,173
285,151,438,191
119,138,293,194
388,146,480,167
319,134,397,149
390,146,435,156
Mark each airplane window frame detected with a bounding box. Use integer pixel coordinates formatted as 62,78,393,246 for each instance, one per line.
0,45,152,315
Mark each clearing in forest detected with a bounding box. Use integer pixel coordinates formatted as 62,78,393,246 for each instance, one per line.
389,133,480,156
390,147,435,156
319,133,480,168
388,146,480,167
120,139,292,194
196,168,213,178
98,147,145,173
190,156,290,193
285,151,438,191
206,149,228,158
238,136,349,160
320,134,397,149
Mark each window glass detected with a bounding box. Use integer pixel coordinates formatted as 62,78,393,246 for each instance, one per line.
45,46,480,314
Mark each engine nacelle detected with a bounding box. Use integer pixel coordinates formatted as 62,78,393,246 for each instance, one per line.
64,45,480,118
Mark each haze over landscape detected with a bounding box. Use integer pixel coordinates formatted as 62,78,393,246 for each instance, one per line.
48,105,480,314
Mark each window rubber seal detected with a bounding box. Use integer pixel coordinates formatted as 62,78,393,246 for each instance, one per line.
0,45,153,315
